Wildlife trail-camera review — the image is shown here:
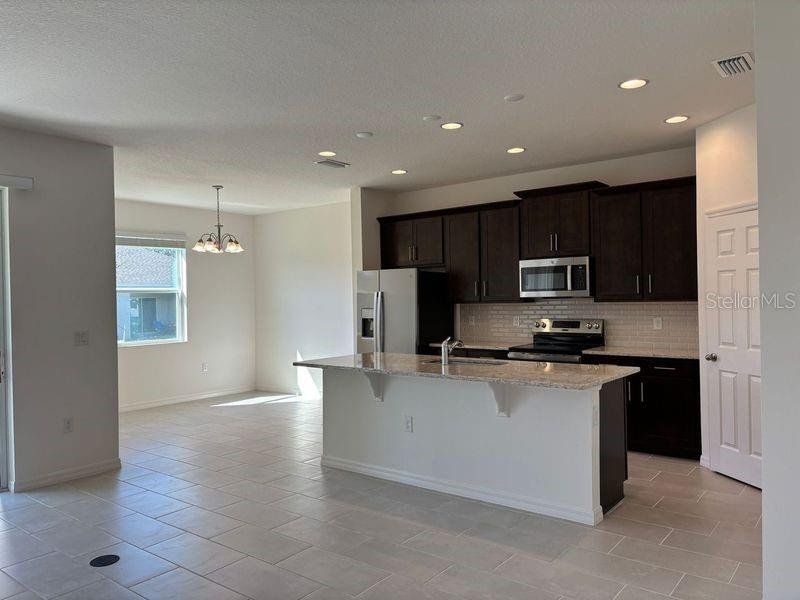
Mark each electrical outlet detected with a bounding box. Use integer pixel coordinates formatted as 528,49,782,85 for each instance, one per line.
63,417,74,434
513,316,521,327
201,362,209,373
653,317,663,330
468,315,476,326
73,330,89,346
404,414,414,433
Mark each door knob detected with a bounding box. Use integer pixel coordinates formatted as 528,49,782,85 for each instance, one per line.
705,353,718,362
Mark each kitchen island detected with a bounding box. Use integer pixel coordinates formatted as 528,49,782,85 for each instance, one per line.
293,353,638,525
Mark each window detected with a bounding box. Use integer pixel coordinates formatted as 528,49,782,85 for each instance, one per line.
116,233,187,346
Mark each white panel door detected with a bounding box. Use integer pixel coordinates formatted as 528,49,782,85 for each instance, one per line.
704,207,761,487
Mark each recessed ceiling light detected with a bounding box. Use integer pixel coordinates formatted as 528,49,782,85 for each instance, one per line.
506,147,526,154
664,115,689,124
618,78,649,90
391,169,408,175
504,94,525,102
318,150,336,157
355,131,373,138
423,115,442,122
440,122,463,130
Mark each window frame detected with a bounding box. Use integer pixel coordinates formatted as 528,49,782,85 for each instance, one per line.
115,233,188,348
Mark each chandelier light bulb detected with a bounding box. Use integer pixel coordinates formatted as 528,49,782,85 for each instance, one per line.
192,239,206,252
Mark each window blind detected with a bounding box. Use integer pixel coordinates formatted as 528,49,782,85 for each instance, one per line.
115,231,187,249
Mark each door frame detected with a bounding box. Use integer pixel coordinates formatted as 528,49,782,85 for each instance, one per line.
697,200,759,474
0,187,10,490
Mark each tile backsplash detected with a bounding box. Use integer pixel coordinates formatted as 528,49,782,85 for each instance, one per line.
456,299,699,353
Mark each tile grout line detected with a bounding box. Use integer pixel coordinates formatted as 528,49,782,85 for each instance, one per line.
668,572,686,596
729,561,742,584
606,535,626,555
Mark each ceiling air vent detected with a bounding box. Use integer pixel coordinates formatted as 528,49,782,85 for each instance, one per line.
315,158,350,168
713,52,754,78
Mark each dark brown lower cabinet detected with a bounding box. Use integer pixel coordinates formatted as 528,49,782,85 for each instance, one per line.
584,355,701,460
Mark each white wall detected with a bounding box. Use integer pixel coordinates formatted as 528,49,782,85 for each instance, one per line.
696,105,757,212
694,104,758,467
755,3,800,597
255,201,354,395
391,146,695,214
0,126,118,490
115,200,256,411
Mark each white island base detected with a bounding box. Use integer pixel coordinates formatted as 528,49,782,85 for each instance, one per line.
315,363,629,525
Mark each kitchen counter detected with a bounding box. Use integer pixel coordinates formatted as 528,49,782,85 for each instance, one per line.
294,352,639,391
582,346,699,360
429,342,699,360
428,340,513,351
295,352,632,525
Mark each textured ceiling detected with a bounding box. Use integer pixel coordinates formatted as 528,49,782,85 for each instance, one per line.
1,1,753,214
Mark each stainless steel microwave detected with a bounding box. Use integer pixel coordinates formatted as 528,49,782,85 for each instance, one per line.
519,256,591,298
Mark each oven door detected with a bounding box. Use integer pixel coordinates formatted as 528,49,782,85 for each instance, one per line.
519,257,591,298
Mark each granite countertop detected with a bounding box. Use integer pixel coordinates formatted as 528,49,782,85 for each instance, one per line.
582,346,700,360
429,341,699,360
428,340,513,351
294,353,639,391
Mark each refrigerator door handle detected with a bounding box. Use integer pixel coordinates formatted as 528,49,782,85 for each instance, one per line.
374,290,385,353
372,291,379,353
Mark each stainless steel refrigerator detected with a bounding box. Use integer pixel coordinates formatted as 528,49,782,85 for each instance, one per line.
356,268,451,354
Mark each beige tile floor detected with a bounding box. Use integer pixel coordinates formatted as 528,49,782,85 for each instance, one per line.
0,392,762,599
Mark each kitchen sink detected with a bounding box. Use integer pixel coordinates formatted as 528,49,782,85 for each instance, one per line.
424,358,508,366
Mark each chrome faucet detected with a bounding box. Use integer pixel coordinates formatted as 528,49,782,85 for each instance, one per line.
441,337,464,365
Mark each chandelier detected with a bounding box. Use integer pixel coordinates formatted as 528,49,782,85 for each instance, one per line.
192,185,244,254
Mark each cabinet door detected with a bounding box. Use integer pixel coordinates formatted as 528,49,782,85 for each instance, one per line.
555,191,591,256
642,184,697,300
638,375,701,459
624,373,646,452
591,191,643,301
520,196,559,258
445,212,481,302
380,220,414,268
412,216,444,267
480,206,520,301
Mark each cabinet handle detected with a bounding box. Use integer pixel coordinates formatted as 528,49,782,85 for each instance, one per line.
474,281,479,298
554,232,559,252
627,380,632,403
408,246,413,262
648,274,653,294
482,281,487,297
640,381,645,403
653,366,677,371
549,233,554,252
635,275,640,295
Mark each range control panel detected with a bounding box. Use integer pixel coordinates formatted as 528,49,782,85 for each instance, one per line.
532,318,604,333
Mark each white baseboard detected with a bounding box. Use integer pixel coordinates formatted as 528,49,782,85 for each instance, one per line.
10,457,121,492
700,454,711,469
119,386,255,412
322,455,602,525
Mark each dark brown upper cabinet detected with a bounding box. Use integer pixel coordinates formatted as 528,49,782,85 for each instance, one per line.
591,177,697,302
380,216,443,268
444,211,481,302
480,205,520,302
591,191,643,301
517,181,607,259
642,183,697,300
